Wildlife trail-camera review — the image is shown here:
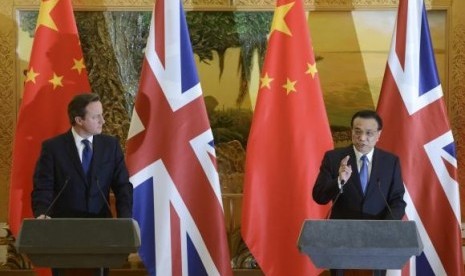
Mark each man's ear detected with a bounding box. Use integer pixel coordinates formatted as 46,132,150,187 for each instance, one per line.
376,130,382,141
74,116,83,126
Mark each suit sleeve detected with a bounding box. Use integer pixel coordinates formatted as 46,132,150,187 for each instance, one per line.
31,141,56,217
386,156,406,220
313,151,341,205
110,139,133,218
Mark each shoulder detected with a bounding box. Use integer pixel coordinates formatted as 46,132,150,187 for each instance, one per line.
42,130,71,147
94,134,118,142
325,146,353,157
94,134,121,148
375,147,398,158
374,147,400,163
322,146,353,162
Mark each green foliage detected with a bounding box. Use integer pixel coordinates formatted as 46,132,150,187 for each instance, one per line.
186,12,272,105
209,108,253,148
186,12,271,72
233,12,271,78
19,12,38,36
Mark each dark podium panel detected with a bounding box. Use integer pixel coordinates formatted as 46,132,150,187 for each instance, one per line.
16,218,141,268
297,220,423,270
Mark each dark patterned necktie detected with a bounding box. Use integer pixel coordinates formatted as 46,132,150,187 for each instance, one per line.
82,139,92,175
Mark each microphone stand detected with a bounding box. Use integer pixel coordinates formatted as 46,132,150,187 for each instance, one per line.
326,180,345,219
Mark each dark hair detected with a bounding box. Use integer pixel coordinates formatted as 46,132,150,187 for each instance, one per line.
350,110,383,130
68,93,100,125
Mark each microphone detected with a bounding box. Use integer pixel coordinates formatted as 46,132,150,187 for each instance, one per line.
44,176,70,218
339,179,346,193
95,178,112,217
325,179,346,219
377,178,394,219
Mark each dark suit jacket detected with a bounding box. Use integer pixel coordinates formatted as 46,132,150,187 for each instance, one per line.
313,146,406,220
32,130,133,218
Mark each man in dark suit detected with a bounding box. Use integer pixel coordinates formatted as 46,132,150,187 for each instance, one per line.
313,110,406,276
31,93,133,276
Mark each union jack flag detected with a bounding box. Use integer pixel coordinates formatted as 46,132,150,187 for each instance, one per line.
377,0,464,274
125,1,232,275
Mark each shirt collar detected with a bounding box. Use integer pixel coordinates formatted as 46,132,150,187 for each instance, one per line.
71,127,93,145
352,146,374,163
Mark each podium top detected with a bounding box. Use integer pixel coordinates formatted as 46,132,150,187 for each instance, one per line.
16,218,141,254
297,219,423,269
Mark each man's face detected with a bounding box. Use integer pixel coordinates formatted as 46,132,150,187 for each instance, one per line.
351,117,381,154
75,101,105,137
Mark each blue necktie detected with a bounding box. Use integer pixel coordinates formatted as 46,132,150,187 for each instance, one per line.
82,139,92,175
360,155,368,193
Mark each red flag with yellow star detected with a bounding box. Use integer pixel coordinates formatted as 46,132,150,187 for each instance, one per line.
241,0,333,275
8,0,90,238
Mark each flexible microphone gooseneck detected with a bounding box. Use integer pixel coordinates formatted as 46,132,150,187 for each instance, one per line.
44,176,71,218
377,178,394,219
96,178,112,217
325,179,346,219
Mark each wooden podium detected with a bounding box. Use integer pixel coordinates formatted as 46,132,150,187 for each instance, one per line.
297,220,423,271
15,218,140,273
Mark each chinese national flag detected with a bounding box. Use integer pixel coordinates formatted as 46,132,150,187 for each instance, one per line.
8,0,90,239
241,0,333,275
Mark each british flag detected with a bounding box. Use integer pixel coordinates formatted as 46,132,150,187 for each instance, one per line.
377,0,464,275
125,1,232,275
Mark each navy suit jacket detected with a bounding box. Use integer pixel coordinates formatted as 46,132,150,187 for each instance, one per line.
32,130,133,218
313,146,406,220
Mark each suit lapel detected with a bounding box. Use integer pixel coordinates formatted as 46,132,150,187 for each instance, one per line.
64,130,88,184
346,147,362,195
90,135,103,181
365,148,380,196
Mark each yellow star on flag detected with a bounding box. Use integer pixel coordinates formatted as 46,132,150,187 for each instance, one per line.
49,73,64,89
25,67,40,84
72,58,86,74
270,2,294,36
260,73,274,89
282,78,297,94
36,0,59,31
306,62,318,78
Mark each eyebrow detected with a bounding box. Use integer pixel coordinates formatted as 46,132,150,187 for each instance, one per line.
354,128,377,131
